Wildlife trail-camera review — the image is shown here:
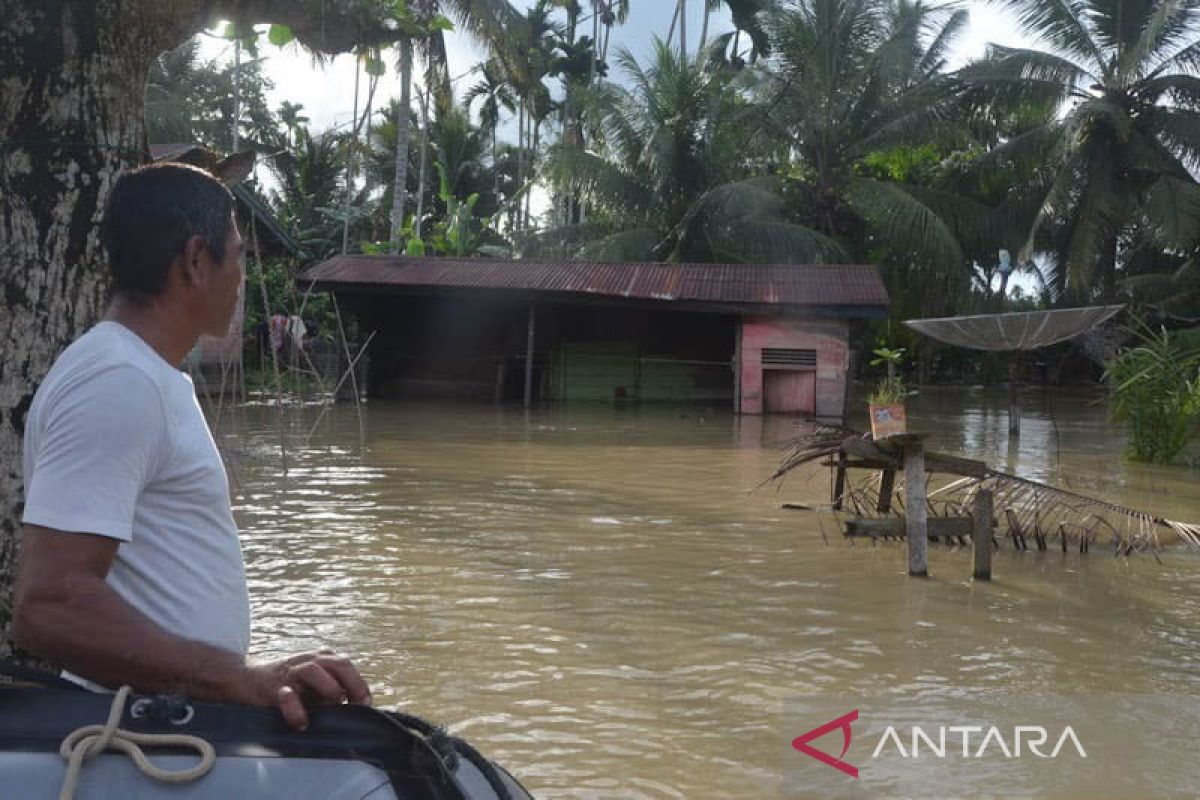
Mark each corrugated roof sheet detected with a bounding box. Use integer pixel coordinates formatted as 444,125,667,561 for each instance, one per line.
300,256,889,311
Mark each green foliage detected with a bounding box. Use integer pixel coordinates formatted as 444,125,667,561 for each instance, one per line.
243,257,334,341
423,162,509,256
540,38,837,263
867,346,909,404
956,0,1200,302
868,376,908,406
362,163,510,257
860,144,944,183
1106,321,1200,465
870,347,907,370
145,40,277,153
267,24,294,46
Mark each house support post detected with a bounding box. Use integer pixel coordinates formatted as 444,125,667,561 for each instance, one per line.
524,302,536,409
905,442,928,577
973,489,993,581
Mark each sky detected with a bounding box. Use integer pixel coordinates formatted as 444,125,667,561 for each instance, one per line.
198,1,1036,137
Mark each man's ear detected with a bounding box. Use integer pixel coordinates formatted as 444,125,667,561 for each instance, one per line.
180,234,207,287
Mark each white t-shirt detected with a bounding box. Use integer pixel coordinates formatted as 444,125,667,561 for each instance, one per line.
22,321,251,663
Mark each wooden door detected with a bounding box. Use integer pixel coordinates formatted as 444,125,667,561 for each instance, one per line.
763,369,816,415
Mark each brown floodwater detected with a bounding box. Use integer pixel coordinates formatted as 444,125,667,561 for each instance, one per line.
210,387,1200,799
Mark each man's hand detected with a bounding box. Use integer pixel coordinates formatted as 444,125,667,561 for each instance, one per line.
15,527,372,732
242,650,372,730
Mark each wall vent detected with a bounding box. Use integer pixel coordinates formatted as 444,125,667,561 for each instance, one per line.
761,348,817,367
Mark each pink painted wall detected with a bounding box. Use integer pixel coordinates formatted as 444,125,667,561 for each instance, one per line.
739,317,849,418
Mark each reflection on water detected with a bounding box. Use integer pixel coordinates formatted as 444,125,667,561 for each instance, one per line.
215,388,1200,799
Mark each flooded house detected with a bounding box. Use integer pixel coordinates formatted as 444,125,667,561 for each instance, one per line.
299,256,889,418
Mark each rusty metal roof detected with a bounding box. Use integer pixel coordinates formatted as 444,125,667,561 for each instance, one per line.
300,256,889,314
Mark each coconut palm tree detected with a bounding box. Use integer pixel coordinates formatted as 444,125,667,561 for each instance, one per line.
702,0,773,68
464,58,517,201
956,0,1200,301
759,0,1000,269
277,101,310,150
541,39,843,262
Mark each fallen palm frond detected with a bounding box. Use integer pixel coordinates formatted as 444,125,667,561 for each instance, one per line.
772,425,1200,555
767,422,863,484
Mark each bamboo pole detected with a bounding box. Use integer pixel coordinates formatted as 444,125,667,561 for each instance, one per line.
249,215,287,476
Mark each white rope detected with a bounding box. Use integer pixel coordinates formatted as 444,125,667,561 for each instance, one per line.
58,686,216,800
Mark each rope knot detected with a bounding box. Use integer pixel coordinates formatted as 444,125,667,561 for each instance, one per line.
58,685,215,800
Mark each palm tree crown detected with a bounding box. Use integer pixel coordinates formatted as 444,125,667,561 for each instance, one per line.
957,0,1200,301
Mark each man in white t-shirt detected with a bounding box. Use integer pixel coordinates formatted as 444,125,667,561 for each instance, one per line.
13,163,369,730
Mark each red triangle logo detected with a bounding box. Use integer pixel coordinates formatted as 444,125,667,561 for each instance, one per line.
792,709,859,779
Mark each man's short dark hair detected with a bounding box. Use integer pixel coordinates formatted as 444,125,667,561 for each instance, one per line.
102,162,235,297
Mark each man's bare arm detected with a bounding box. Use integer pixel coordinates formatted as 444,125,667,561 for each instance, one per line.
12,525,370,729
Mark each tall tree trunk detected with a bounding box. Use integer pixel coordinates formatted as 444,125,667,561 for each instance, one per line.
492,127,500,205
232,37,242,151
698,0,710,59
414,84,431,240
341,55,361,255
515,98,526,232
679,0,687,63
0,3,159,657
590,2,598,85
526,121,540,230
389,37,414,251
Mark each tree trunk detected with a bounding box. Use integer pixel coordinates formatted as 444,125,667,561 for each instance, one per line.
679,0,688,63
341,55,361,255
526,121,540,230
232,37,242,151
590,3,598,85
699,1,710,59
389,37,414,251
0,3,162,657
492,127,500,206
414,84,431,240
515,99,526,232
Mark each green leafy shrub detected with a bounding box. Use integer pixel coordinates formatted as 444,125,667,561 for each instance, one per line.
1105,322,1200,464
